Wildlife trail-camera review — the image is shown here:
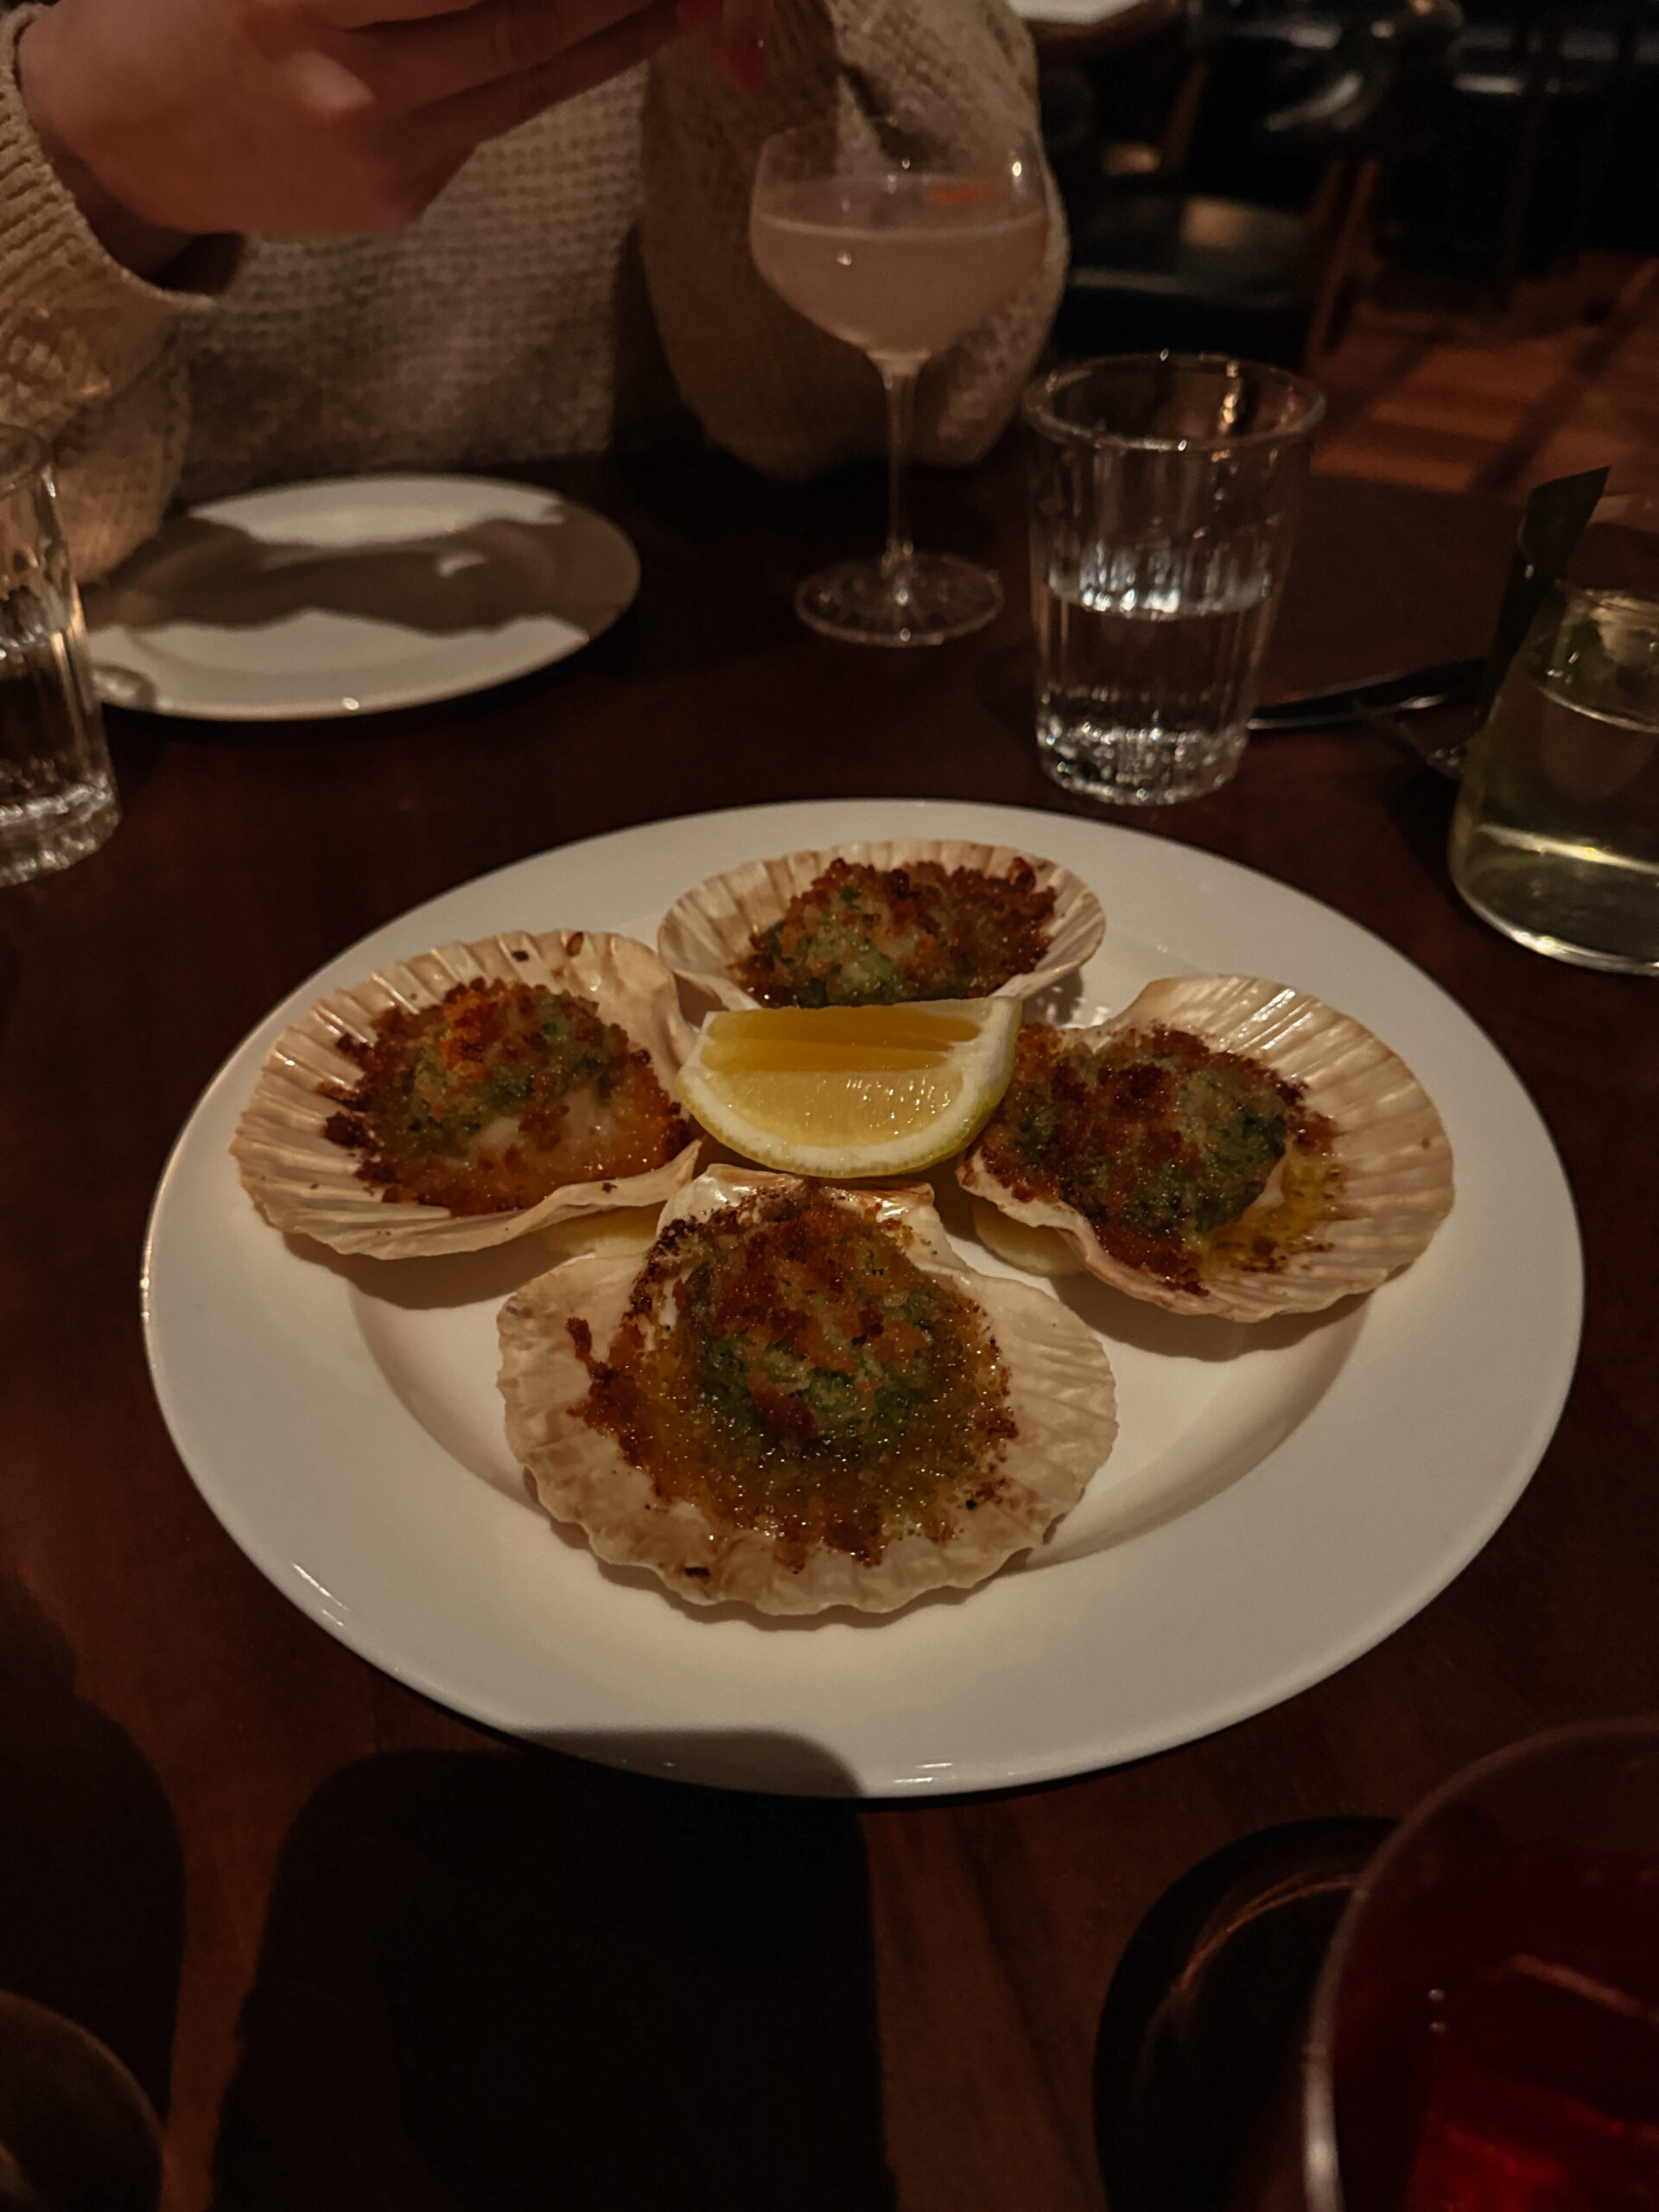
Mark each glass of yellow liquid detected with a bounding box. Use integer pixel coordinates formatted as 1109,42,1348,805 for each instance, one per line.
1449,487,1659,975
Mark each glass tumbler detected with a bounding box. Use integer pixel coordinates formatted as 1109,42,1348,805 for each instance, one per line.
1303,1716,1659,2212
0,425,118,888
1449,487,1659,975
1023,353,1324,807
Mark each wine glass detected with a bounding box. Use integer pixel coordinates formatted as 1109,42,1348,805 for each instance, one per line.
1302,1718,1659,2211
749,112,1048,647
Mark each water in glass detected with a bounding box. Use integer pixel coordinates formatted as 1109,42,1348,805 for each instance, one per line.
1033,540,1277,806
1,569,117,888
1,426,118,888
1023,356,1322,807
1450,583,1659,973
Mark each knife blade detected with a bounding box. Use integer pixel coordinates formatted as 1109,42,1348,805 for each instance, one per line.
1248,656,1484,732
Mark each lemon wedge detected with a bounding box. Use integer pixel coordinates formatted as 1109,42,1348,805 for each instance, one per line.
677,999,1021,1179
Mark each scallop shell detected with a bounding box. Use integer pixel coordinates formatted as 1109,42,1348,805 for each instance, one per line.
497,1165,1117,1616
959,976,1454,1322
657,840,1106,1010
232,931,700,1259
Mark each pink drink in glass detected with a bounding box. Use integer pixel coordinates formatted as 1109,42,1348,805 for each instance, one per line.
749,175,1048,365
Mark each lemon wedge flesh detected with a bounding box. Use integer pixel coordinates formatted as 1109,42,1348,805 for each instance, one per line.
677,999,1021,1178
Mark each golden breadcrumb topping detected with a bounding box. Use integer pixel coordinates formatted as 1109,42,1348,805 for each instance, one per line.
322,978,687,1213
969,1023,1338,1294
569,1183,1016,1570
739,858,1056,1006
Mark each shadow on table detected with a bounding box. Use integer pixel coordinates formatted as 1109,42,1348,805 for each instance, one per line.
210,1743,895,2212
1381,741,1462,891
90,518,637,644
0,1576,184,2118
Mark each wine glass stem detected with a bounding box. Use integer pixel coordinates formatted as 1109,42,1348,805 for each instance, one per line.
877,360,921,591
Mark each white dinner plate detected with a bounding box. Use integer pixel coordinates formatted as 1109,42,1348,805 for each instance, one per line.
1009,0,1153,25
85,474,640,721
143,799,1581,1797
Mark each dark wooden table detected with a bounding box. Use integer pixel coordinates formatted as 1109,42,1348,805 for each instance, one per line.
3,448,1655,2212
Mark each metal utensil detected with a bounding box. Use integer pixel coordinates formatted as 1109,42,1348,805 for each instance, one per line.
1248,655,1483,732
1356,702,1471,781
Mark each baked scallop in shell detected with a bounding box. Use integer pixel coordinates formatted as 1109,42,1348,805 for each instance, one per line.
657,840,1105,1011
232,931,700,1259
497,1165,1117,1616
959,976,1453,1321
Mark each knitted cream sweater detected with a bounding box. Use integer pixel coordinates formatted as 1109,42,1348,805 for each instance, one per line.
0,0,1064,579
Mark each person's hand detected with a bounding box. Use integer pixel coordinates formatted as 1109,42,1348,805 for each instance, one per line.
675,0,771,93
16,0,687,257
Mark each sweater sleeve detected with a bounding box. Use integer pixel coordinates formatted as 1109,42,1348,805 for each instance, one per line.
639,0,1066,479
0,4,237,578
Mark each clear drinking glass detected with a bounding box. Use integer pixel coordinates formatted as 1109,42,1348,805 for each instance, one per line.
1303,1717,1659,2212
1023,353,1324,806
0,1991,162,2211
0,425,119,888
1448,487,1659,975
749,115,1048,647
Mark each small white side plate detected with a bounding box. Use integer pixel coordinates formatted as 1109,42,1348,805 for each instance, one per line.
1010,0,1151,24
85,474,641,721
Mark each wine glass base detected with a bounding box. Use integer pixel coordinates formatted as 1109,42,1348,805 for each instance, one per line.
793,554,1002,648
